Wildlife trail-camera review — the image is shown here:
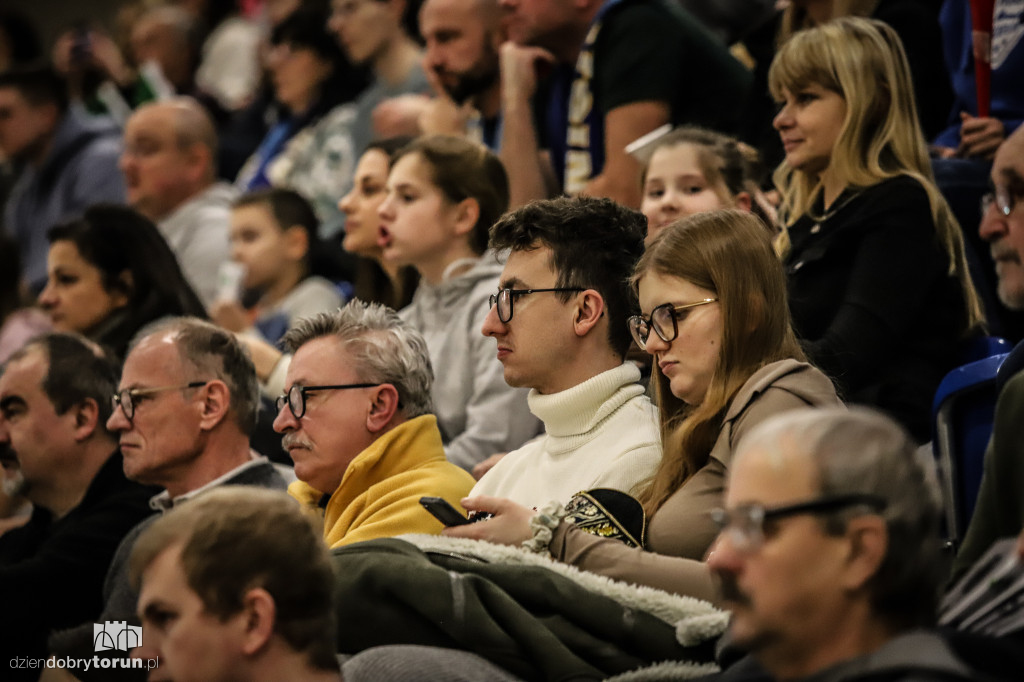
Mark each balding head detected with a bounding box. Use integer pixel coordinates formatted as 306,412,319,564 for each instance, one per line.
120,98,217,221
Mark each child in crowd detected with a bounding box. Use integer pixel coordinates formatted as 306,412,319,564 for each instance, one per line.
640,126,776,244
378,135,541,470
212,188,344,345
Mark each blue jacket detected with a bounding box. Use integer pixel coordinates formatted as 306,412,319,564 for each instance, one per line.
4,106,125,292
934,0,1024,147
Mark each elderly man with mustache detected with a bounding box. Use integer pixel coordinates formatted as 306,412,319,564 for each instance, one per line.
275,302,474,548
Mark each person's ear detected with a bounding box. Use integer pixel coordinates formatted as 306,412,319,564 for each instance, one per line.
450,197,480,240
184,142,212,182
110,269,134,308
572,289,605,338
366,383,401,433
839,515,888,592
238,588,276,656
282,225,310,263
71,398,102,442
196,380,232,431
733,191,752,213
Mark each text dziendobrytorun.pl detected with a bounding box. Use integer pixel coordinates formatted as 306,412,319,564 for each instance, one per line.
9,656,159,672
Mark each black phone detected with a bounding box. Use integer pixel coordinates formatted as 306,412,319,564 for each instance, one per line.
419,496,471,526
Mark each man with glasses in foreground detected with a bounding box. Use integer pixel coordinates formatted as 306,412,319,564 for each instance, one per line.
48,317,287,679
276,302,474,548
705,406,984,681
471,196,661,507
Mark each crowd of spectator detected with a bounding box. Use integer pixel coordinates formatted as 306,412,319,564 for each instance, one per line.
1,0,1023,680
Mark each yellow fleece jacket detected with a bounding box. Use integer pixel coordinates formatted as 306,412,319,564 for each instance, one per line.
288,415,475,548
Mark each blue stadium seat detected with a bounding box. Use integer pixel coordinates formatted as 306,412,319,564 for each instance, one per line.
932,352,1009,548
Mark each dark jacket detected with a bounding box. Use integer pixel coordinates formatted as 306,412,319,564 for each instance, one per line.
330,535,726,681
0,451,157,682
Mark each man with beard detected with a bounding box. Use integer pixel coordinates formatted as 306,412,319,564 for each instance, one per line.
419,0,504,150
0,335,154,681
275,302,474,548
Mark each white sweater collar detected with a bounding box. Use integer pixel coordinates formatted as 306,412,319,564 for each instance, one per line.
527,362,644,438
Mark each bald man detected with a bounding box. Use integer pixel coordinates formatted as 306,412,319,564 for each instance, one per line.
120,98,233,306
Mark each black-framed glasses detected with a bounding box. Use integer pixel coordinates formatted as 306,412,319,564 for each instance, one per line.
981,183,1015,217
111,381,208,422
487,287,586,323
710,493,887,554
275,383,379,420
627,299,717,349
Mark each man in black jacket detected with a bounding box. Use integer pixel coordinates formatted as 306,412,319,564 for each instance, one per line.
0,334,155,682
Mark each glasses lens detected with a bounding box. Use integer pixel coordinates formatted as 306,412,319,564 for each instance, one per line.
627,316,648,349
997,186,1013,215
121,392,134,420
711,507,764,554
275,395,287,414
288,385,304,419
650,304,677,343
497,289,512,323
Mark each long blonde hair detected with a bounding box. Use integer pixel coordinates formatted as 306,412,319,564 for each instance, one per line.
769,17,984,331
633,210,807,515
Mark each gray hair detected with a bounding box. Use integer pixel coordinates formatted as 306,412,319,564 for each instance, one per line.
282,301,433,419
735,407,943,629
129,318,261,436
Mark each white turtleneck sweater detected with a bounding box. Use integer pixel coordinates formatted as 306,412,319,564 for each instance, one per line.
470,362,662,508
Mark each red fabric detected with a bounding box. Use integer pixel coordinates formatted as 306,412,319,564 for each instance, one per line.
970,0,995,115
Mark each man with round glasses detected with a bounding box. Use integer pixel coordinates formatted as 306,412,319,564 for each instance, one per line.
276,302,474,547
472,196,661,507
48,318,288,676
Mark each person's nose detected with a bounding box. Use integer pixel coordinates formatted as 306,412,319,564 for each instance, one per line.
773,103,793,132
706,529,745,574
642,330,670,355
338,186,357,214
378,193,396,221
272,401,297,434
107,401,131,433
979,196,1009,244
37,281,58,310
481,299,506,338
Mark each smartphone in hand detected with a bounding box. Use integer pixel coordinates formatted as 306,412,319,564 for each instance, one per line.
419,496,492,526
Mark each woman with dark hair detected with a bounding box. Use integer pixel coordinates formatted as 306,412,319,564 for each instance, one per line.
235,5,367,194
37,204,207,359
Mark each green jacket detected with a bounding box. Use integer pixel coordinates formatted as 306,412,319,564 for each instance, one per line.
331,535,726,681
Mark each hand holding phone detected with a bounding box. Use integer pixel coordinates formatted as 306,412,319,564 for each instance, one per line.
419,496,491,526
